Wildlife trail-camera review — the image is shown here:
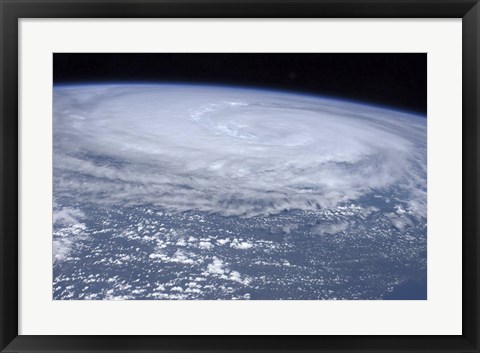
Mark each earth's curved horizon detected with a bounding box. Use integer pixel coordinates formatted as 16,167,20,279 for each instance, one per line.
53,83,427,300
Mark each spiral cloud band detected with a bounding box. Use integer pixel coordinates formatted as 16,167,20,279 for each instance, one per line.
53,84,427,218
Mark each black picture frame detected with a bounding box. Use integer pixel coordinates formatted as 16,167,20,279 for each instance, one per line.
1,0,478,352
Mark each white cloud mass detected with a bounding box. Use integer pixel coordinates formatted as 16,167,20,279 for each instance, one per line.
53,84,427,218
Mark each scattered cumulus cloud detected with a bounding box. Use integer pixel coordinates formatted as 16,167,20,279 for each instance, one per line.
230,238,254,250
313,221,350,236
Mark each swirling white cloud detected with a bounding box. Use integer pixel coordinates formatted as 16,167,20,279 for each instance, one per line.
53,84,426,218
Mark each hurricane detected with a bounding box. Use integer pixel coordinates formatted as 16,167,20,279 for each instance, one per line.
53,84,427,300
54,84,426,218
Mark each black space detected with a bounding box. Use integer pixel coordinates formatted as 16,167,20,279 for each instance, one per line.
54,53,427,115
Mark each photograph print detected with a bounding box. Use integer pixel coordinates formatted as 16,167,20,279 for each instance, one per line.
53,53,427,300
